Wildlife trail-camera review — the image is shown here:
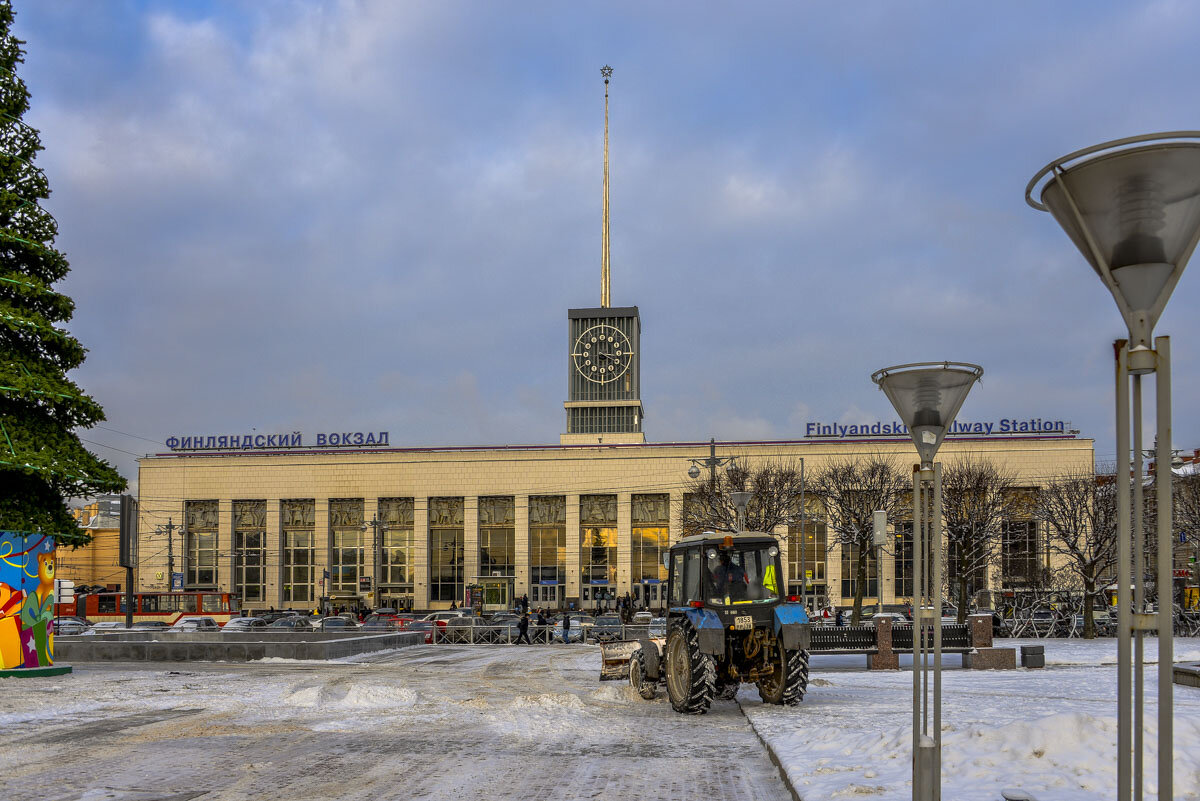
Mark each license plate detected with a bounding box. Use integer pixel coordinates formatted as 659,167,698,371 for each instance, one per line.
734,615,753,630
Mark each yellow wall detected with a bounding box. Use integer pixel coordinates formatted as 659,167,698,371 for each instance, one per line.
136,436,1094,610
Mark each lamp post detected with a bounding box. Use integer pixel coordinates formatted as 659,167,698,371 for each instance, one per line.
363,515,387,610
1027,131,1200,801
872,361,983,801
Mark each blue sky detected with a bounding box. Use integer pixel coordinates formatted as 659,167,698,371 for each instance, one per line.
14,1,1200,488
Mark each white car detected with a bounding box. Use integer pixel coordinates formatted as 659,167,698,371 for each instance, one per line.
169,617,221,632
421,610,470,622
81,621,127,635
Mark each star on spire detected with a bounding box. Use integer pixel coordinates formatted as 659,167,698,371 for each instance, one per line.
600,65,613,81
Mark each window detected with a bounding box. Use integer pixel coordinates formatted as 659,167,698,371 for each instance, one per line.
282,500,315,603
529,496,566,593
184,500,219,587
379,498,415,594
632,494,669,585
1002,520,1040,587
478,497,515,578
202,594,223,613
670,551,685,605
429,497,464,602
684,548,702,603
894,522,914,598
580,495,617,587
840,544,879,600
233,500,266,604
329,499,364,594
787,519,827,586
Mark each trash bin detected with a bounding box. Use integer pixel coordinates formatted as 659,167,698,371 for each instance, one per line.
1020,644,1045,669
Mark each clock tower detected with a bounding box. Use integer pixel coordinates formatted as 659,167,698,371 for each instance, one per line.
561,67,645,445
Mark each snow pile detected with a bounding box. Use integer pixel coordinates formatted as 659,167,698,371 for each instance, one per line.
285,683,418,709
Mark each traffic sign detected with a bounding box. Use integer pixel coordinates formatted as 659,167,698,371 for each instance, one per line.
55,579,75,601
171,572,184,590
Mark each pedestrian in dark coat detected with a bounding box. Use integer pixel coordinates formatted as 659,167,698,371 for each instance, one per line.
835,609,844,627
516,612,531,645
561,613,571,644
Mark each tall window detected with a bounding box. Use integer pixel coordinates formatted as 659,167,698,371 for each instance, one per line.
232,500,266,604
840,544,879,600
894,522,914,599
379,498,415,600
329,499,364,594
282,500,315,604
478,497,515,577
580,494,618,586
632,494,669,581
1002,520,1040,587
787,519,827,591
429,497,464,602
184,500,218,588
529,496,566,603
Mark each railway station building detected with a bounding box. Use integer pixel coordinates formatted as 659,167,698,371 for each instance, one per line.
134,426,1094,614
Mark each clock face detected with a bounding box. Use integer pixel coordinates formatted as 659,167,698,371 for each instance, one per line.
572,324,634,384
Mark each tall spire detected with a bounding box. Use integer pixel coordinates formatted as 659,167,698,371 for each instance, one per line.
601,65,612,307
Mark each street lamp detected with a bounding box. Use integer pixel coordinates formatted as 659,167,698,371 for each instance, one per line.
872,361,983,801
1027,131,1200,801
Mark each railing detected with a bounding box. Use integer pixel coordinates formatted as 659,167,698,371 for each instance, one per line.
808,625,877,653
891,623,970,651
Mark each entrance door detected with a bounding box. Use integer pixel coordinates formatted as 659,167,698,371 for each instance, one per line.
481,580,510,613
534,584,561,610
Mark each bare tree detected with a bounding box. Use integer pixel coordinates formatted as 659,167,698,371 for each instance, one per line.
1035,469,1118,638
683,459,807,535
941,456,1020,623
1178,471,1200,603
810,455,907,624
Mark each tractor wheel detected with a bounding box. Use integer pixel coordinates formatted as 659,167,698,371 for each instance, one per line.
629,649,658,700
757,646,809,706
716,681,740,701
664,620,716,714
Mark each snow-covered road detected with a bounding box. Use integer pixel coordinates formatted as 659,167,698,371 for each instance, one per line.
3,639,1198,801
2,645,793,801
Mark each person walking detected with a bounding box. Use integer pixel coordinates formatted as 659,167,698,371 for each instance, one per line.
561,612,571,644
516,611,531,645
835,608,844,627
521,594,529,614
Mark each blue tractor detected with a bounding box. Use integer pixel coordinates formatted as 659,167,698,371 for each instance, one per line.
625,530,811,714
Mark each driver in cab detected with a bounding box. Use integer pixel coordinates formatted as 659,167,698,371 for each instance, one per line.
712,550,747,601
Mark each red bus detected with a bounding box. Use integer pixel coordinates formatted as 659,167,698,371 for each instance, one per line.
56,591,237,626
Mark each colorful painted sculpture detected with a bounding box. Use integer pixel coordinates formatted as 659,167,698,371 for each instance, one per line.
0,532,55,668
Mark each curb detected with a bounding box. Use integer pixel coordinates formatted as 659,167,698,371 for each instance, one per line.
737,696,804,801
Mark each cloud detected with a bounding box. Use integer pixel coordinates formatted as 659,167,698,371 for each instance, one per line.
11,1,1200,484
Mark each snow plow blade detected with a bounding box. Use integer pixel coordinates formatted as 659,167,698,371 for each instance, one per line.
599,640,641,681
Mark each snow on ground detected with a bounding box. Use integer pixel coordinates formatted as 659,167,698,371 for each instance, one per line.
1,638,1197,800
741,637,1200,801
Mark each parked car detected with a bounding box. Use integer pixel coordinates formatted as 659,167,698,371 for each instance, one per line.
81,621,128,635
648,617,667,638
222,617,268,631
551,614,593,643
267,615,312,631
361,614,400,631
318,616,359,631
442,616,498,643
169,617,221,632
591,615,624,642
422,610,470,622
53,616,90,635
631,611,654,624
402,620,435,643
131,620,171,631
867,612,909,626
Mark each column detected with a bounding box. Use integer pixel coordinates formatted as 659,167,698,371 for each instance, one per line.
566,494,581,606
413,497,429,609
515,495,530,598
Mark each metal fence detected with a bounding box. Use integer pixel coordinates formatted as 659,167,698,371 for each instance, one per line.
431,623,661,645
891,623,970,651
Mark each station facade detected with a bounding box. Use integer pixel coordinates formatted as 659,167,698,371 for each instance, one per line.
134,432,1094,613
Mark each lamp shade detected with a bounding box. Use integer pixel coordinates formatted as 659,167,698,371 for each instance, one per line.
1027,133,1200,348
871,362,983,466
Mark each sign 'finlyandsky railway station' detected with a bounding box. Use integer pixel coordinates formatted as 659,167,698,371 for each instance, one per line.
803,418,1071,438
